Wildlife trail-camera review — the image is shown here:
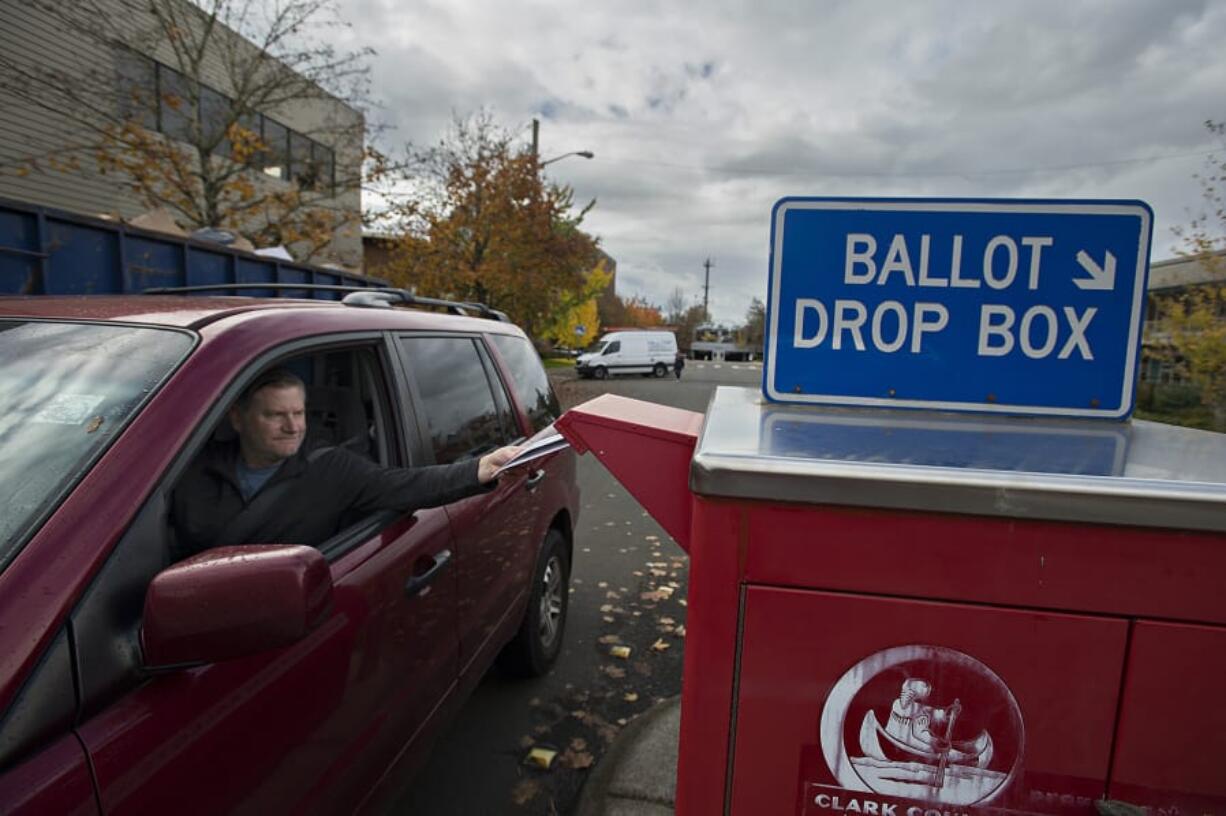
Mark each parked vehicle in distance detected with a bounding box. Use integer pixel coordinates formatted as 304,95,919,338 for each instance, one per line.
576,330,679,379
691,323,756,361
0,288,579,815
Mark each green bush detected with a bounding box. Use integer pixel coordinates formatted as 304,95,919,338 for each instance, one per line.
1152,383,1203,411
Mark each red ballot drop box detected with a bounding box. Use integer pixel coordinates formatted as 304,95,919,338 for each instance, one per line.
554,387,1226,816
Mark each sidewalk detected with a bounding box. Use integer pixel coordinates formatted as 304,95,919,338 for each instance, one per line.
574,696,681,816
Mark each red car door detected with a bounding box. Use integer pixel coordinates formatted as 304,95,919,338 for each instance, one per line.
397,334,536,670
0,728,98,816
72,344,460,814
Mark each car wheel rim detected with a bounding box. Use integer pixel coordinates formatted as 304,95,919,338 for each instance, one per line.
537,555,564,648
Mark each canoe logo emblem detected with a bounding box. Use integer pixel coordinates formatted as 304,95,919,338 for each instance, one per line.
819,645,1023,806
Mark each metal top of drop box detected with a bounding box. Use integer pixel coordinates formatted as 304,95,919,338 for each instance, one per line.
690,386,1226,533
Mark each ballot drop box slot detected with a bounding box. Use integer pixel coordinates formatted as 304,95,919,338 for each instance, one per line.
554,386,1226,816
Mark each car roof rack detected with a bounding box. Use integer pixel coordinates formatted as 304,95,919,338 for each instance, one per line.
140,283,510,321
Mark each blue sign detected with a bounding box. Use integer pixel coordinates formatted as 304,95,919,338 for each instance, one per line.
764,197,1153,418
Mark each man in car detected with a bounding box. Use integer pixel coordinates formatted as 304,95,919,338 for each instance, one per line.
170,368,520,560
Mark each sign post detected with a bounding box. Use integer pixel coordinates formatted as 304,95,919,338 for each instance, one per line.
764,198,1153,418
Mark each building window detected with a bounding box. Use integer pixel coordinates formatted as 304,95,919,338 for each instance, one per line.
112,50,337,194
158,66,195,143
290,130,315,188
261,117,288,180
115,49,158,130
316,142,335,194
200,86,232,155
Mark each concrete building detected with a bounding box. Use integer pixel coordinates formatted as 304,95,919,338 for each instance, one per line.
0,0,364,267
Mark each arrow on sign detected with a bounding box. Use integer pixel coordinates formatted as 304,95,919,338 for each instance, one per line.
1074,250,1117,291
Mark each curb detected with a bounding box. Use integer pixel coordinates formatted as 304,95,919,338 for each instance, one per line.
573,696,681,816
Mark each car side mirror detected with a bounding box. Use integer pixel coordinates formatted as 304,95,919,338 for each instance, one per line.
142,544,333,669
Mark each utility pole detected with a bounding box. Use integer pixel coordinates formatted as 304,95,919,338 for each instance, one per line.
702,257,714,321
531,118,540,162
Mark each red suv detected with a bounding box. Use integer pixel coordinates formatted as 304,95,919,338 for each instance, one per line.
0,290,579,814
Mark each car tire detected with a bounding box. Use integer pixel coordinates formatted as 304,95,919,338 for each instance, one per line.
593,366,608,380
653,362,667,377
499,529,570,678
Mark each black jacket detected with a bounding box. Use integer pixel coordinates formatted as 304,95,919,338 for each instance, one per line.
170,442,486,560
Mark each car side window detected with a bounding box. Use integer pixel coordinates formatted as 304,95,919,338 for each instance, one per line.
399,336,515,464
489,334,561,435
603,341,620,355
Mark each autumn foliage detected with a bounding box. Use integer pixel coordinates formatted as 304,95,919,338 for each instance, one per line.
379,113,603,339
1167,119,1226,427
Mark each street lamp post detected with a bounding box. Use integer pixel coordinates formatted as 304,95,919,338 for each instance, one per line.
532,117,594,167
541,150,594,167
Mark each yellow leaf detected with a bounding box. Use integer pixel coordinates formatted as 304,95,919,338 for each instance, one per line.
525,747,557,769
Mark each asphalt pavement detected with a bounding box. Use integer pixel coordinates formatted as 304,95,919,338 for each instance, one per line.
385,361,760,815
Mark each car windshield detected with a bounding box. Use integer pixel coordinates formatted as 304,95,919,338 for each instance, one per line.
0,320,192,570
588,341,608,355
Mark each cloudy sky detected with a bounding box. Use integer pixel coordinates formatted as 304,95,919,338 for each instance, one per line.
334,0,1226,325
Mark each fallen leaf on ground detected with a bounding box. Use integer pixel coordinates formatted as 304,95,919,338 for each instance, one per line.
598,634,621,644
571,737,588,751
601,665,627,678
624,692,639,703
526,746,557,769
651,638,671,652
560,749,595,770
610,645,631,659
659,616,675,625
511,779,540,805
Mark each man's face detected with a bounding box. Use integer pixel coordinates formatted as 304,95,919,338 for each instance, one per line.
229,384,307,467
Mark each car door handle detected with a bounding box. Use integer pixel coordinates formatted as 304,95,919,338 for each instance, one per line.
405,549,452,598
524,469,546,491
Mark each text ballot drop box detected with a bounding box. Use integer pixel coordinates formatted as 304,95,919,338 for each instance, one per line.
554,388,1226,816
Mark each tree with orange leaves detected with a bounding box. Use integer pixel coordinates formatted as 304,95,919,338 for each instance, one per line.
620,296,666,327
380,112,603,339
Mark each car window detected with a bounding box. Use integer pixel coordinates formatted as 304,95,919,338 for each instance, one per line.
400,336,514,464
489,334,561,435
0,320,192,572
603,341,620,355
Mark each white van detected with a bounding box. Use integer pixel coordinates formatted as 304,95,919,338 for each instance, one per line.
576,330,678,379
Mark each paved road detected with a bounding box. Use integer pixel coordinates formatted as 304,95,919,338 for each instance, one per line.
385,362,761,815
